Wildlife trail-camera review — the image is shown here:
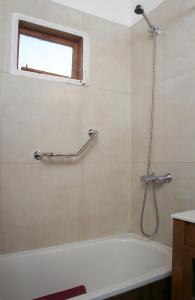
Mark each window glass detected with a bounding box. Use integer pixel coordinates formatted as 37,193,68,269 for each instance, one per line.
18,34,73,77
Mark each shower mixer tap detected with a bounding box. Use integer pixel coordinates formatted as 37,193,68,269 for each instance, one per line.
140,173,172,184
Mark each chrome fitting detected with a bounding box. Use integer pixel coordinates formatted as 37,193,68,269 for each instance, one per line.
140,173,172,184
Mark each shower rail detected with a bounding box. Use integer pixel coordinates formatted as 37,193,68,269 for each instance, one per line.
33,129,98,160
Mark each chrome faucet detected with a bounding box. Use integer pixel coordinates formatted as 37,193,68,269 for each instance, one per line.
140,173,172,184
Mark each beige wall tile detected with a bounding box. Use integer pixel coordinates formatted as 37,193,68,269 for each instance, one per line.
131,86,152,163
131,32,153,92
82,87,131,164
0,0,5,72
182,0,195,12
0,75,2,254
153,70,195,162
156,18,195,83
84,14,131,93
0,72,3,113
132,69,195,163
83,163,131,239
149,0,185,33
0,74,84,163
0,165,2,254
1,163,83,253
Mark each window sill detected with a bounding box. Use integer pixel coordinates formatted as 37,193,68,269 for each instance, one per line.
10,68,89,86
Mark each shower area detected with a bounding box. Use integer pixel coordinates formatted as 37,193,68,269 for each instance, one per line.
134,4,172,238
0,0,195,299
131,0,195,246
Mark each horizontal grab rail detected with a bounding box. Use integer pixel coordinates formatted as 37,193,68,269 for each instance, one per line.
33,129,98,160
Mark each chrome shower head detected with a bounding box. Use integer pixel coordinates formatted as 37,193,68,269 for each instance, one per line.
134,4,159,33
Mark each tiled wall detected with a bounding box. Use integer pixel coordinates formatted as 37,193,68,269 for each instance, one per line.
0,0,131,253
131,0,195,246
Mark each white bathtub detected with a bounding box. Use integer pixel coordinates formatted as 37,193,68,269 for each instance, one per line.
0,234,171,300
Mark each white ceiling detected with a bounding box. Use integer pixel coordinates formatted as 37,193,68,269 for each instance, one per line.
51,0,165,27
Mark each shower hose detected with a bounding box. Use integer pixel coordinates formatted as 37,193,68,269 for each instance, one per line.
140,30,159,237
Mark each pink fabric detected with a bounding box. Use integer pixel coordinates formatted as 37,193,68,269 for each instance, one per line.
33,285,86,300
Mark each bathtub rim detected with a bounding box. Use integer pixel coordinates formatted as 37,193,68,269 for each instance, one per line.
0,233,171,259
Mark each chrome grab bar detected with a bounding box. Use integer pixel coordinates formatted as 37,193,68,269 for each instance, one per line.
33,129,98,160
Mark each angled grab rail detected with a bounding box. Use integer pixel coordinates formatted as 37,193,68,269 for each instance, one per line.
33,129,98,160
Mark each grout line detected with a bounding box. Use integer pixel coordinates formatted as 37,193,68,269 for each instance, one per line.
81,159,85,241
2,161,195,165
131,65,195,95
0,0,5,76
132,161,195,165
0,0,4,252
0,161,132,165
0,166,3,254
0,70,132,95
80,88,86,241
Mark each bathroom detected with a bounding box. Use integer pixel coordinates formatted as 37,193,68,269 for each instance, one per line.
0,0,194,299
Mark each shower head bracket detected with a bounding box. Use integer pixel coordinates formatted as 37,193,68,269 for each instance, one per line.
148,26,160,34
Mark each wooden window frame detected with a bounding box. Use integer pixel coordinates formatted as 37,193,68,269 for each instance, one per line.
18,20,83,80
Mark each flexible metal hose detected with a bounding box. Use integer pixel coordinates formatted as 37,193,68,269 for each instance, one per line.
140,30,160,237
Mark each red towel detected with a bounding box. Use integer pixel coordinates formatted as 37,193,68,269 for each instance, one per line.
33,285,86,300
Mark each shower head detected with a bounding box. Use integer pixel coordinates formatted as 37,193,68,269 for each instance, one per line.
134,5,144,15
134,4,159,33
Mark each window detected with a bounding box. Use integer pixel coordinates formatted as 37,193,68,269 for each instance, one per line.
17,20,83,80
19,34,74,78
11,14,89,85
